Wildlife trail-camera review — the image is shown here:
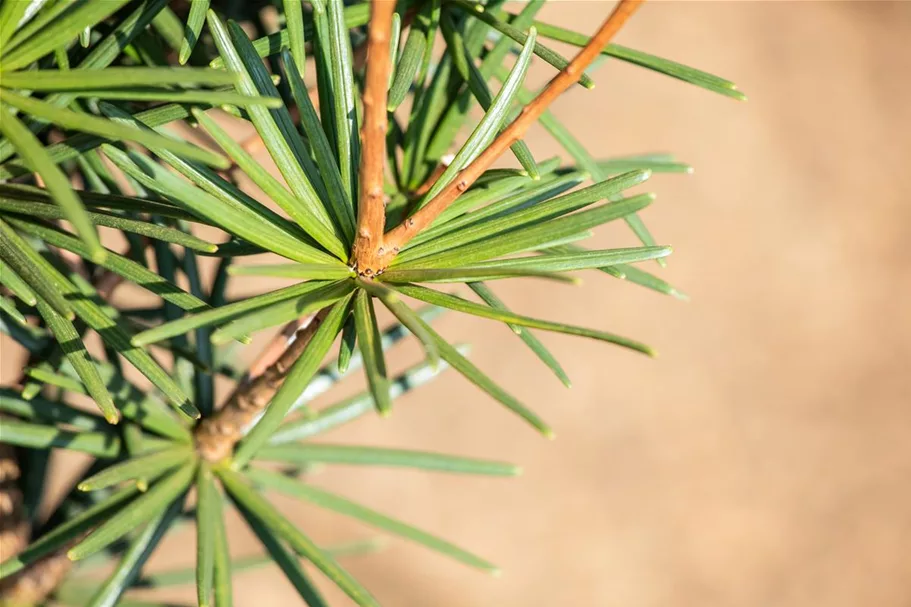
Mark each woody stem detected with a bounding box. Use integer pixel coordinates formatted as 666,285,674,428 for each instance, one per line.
352,0,397,275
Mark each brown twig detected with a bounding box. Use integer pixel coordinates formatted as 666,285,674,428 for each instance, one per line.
366,0,644,273
246,317,312,379
352,0,397,275
194,309,330,462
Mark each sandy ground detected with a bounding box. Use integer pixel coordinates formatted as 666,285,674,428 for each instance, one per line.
2,2,911,606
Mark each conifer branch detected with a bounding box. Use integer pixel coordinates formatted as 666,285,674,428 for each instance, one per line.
0,0,735,601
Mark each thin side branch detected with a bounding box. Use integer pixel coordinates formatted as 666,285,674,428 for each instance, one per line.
352,0,397,275
194,309,330,462
375,0,644,270
246,317,312,379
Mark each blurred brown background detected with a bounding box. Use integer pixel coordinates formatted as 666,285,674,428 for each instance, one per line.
4,1,911,606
